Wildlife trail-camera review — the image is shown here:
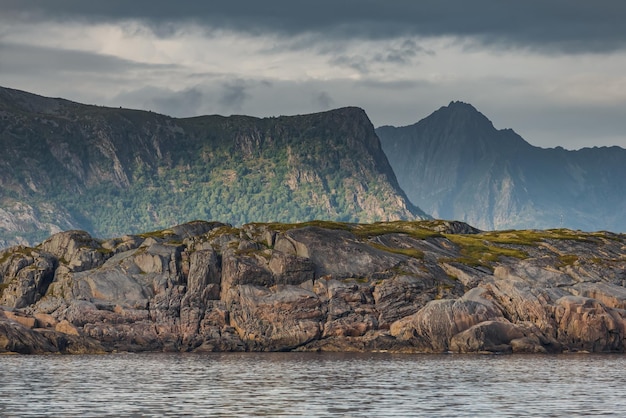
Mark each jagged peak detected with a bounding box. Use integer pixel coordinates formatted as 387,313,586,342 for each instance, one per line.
431,100,495,129
446,100,478,111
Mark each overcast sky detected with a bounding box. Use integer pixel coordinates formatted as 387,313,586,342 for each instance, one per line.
2,1,626,149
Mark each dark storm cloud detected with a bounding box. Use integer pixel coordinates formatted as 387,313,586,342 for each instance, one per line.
4,0,626,53
0,42,178,75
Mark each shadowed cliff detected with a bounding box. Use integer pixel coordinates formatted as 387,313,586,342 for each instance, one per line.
0,86,424,248
377,102,626,232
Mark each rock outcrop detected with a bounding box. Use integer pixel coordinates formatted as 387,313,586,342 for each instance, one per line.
0,220,625,354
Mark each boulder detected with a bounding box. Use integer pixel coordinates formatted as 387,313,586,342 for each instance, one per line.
554,296,625,352
229,284,323,351
39,230,106,272
449,320,526,353
55,319,79,336
0,319,57,353
0,250,56,308
390,296,502,352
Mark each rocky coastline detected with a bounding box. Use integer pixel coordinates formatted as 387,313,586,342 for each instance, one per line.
1,220,625,354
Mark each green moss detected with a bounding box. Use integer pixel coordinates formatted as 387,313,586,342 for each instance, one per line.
477,230,543,246
558,254,579,267
443,234,528,268
0,252,13,266
353,221,442,240
138,228,176,239
248,220,442,242
367,242,425,260
477,228,596,246
0,247,34,265
341,276,369,284
0,282,10,297
252,220,352,233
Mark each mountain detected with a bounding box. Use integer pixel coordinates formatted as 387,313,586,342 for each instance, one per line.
377,102,626,232
0,87,424,247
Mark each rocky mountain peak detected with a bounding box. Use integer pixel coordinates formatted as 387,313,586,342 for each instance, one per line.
426,100,497,137
377,102,626,232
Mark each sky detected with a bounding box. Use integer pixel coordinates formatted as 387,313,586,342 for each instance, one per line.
2,1,626,149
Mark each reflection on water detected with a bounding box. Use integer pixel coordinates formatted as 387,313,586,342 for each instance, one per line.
0,352,625,417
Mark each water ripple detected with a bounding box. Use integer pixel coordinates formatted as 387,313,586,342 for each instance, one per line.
0,353,625,417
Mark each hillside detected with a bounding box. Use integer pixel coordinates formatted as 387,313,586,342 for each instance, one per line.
377,102,626,232
0,87,424,247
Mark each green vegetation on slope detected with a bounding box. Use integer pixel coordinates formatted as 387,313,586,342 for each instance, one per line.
0,89,423,245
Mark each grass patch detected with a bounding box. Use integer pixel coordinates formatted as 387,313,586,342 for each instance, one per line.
138,228,177,239
0,247,34,265
352,221,442,240
0,282,10,298
367,242,425,259
249,220,352,233
477,229,597,246
206,225,241,240
341,276,369,284
558,254,579,267
247,220,441,241
443,234,528,268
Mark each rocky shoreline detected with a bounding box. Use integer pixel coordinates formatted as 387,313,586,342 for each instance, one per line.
1,220,625,354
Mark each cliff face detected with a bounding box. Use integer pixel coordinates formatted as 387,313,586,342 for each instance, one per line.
377,102,626,232
1,220,624,354
0,87,423,247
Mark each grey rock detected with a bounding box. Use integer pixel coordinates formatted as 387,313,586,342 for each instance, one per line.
275,227,405,279
2,221,626,354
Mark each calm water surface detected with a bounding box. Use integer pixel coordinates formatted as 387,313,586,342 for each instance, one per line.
1,352,625,417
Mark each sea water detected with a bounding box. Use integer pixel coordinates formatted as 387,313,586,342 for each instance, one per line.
1,352,625,417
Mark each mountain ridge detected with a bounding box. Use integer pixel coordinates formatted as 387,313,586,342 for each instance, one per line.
0,86,424,247
377,102,626,232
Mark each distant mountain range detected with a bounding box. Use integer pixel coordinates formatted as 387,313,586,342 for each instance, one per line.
1,86,624,248
0,87,423,247
377,101,626,232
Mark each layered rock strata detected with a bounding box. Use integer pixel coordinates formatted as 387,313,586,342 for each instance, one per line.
0,220,624,354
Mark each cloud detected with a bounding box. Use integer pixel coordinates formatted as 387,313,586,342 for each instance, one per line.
4,1,626,53
313,91,334,110
111,86,204,117
0,41,178,75
2,2,625,150
219,80,250,112
329,55,370,74
110,80,254,117
327,38,430,76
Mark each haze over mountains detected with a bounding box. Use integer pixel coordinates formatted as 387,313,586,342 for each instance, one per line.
0,87,422,247
378,102,626,233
